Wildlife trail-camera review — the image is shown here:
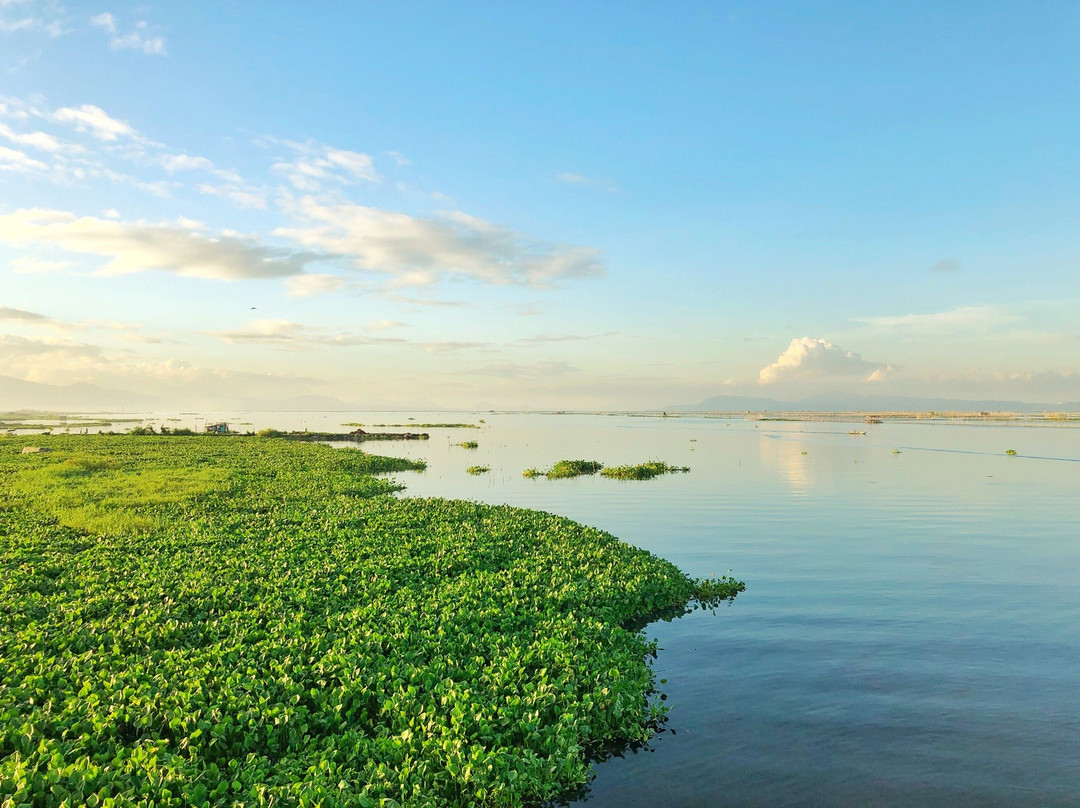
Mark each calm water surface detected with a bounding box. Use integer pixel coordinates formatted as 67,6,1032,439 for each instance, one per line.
350,413,1079,808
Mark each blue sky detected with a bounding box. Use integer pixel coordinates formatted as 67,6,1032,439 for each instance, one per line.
1,1,1077,408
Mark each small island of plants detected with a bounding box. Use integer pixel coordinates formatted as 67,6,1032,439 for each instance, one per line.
523,459,690,481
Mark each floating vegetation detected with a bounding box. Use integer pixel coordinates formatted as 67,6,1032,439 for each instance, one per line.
457,440,480,449
546,459,604,479
893,449,902,454
0,434,741,806
522,467,543,478
1006,449,1018,455
600,462,690,480
343,422,480,428
466,464,490,475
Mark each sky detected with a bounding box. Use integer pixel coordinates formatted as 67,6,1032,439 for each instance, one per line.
1,0,1078,409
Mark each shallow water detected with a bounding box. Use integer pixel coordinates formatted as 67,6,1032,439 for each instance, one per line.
353,413,1079,808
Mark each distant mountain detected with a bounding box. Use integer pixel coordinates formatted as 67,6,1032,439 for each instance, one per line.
0,375,163,412
669,392,1080,413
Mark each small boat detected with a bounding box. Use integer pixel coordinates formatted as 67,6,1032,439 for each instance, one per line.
848,430,867,435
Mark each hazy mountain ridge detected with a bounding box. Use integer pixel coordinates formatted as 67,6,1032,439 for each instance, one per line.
669,393,1080,413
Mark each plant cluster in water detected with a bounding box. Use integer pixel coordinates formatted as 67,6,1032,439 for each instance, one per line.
0,435,741,806
523,459,689,481
456,440,479,449
465,465,490,475
343,423,479,429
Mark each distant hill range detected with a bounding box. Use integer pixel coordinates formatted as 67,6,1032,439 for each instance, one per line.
0,376,440,413
0,375,164,412
667,393,1080,413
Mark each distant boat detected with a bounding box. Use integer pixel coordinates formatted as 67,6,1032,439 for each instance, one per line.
849,430,867,435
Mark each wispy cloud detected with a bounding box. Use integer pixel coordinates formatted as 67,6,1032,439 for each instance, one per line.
50,104,134,141
207,319,406,349
854,305,1018,334
284,273,348,298
929,258,960,272
0,208,324,281
518,331,617,344
276,196,605,288
0,304,52,323
90,12,165,55
759,337,891,384
270,139,379,191
556,171,618,193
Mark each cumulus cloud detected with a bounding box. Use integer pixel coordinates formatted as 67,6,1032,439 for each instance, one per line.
0,208,322,280
275,196,605,288
271,140,379,190
854,305,1018,334
0,334,110,381
759,337,891,384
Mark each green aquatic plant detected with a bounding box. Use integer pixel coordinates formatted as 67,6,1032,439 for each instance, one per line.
600,462,690,480
466,464,490,475
522,467,542,478
1005,449,1017,455
546,459,604,479
0,434,741,806
457,440,480,449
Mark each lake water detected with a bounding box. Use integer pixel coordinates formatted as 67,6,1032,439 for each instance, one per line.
346,412,1079,808
43,410,1080,805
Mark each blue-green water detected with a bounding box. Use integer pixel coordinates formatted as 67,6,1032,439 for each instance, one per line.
353,413,1078,807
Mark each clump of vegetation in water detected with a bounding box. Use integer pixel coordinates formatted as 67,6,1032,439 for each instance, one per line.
546,459,604,479
1005,449,1018,455
600,462,690,480
457,440,479,449
0,434,741,806
256,428,286,438
344,422,479,428
466,464,490,475
522,467,543,478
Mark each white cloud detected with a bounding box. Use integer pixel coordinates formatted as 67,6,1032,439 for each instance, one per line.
854,305,1018,334
759,337,891,384
89,12,115,33
556,171,619,193
0,208,322,281
271,140,379,190
284,273,347,297
159,153,214,173
0,143,46,172
51,104,134,140
384,150,411,166
0,121,63,151
275,196,605,288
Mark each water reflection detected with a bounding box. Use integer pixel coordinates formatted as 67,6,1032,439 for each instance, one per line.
757,433,815,494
